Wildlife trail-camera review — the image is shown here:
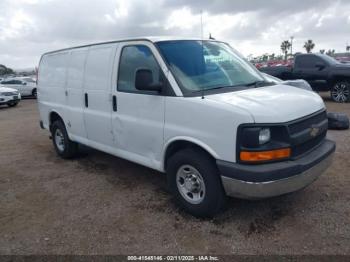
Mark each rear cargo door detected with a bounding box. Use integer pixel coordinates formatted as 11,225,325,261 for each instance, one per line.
65,48,88,140
82,44,117,147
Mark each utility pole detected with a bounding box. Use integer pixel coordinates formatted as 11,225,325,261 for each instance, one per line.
200,10,203,40
290,36,294,58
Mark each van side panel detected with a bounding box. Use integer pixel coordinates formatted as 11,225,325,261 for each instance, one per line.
38,51,69,129
65,48,88,139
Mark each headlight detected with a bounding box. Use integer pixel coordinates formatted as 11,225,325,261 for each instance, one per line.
238,125,291,163
259,128,271,145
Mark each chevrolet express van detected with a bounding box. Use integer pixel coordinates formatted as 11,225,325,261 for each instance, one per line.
37,37,335,217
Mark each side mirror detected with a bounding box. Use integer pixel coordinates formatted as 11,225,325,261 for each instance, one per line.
135,69,162,92
315,62,326,70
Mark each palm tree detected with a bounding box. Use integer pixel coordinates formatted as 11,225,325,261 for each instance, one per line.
326,49,335,56
304,40,315,53
281,40,291,61
320,49,325,54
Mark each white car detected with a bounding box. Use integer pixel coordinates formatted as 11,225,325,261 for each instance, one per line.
0,78,37,98
37,37,335,217
0,86,21,107
261,72,313,91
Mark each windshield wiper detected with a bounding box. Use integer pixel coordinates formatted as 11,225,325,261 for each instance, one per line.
190,81,273,96
245,80,273,88
190,85,231,94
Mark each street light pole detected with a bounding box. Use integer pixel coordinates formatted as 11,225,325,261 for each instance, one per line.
290,36,294,58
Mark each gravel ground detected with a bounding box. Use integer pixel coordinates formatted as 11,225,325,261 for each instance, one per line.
0,93,349,255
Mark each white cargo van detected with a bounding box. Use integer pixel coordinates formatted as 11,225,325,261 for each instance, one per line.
37,37,335,217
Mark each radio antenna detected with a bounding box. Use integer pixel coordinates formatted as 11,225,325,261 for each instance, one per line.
200,10,203,40
200,10,205,99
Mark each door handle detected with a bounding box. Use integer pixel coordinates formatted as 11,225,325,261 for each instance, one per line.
112,95,117,112
84,93,88,108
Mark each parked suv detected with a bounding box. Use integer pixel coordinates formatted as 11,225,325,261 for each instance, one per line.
37,37,335,217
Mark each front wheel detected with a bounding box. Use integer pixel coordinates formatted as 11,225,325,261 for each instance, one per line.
331,81,350,103
51,120,78,159
7,101,18,107
167,148,226,218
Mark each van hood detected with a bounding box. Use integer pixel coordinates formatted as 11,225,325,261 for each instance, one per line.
206,85,325,123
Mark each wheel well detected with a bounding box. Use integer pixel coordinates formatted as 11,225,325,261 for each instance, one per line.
330,77,350,86
49,112,63,131
164,140,215,171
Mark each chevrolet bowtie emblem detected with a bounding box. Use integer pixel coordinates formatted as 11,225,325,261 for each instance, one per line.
310,126,320,137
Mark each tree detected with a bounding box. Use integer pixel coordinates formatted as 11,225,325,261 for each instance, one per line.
262,53,269,62
281,40,291,61
0,64,14,76
303,39,315,53
326,49,335,56
320,49,325,54
276,54,284,60
346,45,350,52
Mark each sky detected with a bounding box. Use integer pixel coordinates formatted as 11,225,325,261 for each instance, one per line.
0,0,350,69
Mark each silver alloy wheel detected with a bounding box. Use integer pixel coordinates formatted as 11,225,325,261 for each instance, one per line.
332,83,349,102
54,129,65,152
176,165,206,204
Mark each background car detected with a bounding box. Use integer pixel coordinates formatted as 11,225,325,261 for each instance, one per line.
261,72,313,91
0,78,37,98
259,54,350,102
0,86,21,107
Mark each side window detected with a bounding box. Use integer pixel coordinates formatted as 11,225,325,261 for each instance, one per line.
296,56,322,69
117,45,163,93
2,80,21,85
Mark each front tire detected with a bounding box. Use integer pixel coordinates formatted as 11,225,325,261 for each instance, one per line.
167,148,226,218
7,101,18,107
331,81,350,103
51,120,78,159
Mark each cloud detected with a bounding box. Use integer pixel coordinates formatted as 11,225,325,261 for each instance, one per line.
0,0,349,68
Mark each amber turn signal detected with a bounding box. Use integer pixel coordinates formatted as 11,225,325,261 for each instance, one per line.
240,148,291,162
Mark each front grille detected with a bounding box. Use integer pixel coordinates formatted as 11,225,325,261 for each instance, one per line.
292,131,327,157
289,110,327,134
2,92,18,96
288,110,328,158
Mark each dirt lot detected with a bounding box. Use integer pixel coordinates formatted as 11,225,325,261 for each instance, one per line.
0,93,349,255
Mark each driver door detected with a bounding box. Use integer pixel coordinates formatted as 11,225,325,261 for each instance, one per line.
111,42,170,169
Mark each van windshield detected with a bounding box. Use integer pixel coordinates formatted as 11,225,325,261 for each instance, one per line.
156,40,266,95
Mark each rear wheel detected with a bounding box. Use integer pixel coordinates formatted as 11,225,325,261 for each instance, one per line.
167,148,226,218
7,101,18,107
51,120,78,159
331,81,350,103
32,88,37,98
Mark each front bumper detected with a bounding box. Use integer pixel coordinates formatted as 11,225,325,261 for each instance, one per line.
0,94,21,105
218,139,335,199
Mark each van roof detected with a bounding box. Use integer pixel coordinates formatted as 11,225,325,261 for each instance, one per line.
42,36,221,56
